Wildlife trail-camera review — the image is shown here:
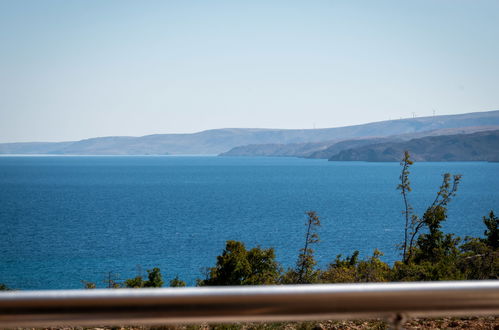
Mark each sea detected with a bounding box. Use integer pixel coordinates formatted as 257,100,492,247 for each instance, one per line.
0,156,497,290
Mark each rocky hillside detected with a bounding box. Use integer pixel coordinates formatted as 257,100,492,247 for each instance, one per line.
222,125,499,159
328,130,499,162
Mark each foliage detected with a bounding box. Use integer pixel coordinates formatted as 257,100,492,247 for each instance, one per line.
170,275,187,287
124,267,164,288
320,251,359,283
397,151,463,265
413,174,461,257
459,237,498,280
0,283,10,291
199,240,280,286
483,211,499,249
295,211,321,284
457,212,499,280
356,249,391,282
244,244,282,285
82,281,96,289
390,207,499,282
321,250,390,283
391,261,433,281
407,175,462,264
145,267,164,287
397,150,414,263
391,152,467,280
124,275,145,288
280,212,322,284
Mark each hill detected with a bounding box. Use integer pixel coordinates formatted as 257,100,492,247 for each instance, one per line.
221,125,499,158
328,130,499,162
1,110,499,155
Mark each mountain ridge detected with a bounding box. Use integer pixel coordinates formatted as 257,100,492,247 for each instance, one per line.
1,110,498,155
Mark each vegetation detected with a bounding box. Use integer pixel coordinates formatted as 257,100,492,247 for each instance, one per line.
32,317,496,329
280,211,321,284
169,275,187,287
295,211,321,284
398,150,414,263
81,267,166,289
198,240,281,286
124,267,164,288
320,249,391,283
483,211,499,249
81,280,96,289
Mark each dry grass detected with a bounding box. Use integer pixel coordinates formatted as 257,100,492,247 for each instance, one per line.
30,317,498,330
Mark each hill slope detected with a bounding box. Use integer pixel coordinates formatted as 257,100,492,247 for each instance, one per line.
1,110,499,155
328,130,499,162
221,126,499,158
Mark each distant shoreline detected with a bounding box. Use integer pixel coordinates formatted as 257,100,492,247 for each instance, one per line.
0,154,498,163
0,154,218,157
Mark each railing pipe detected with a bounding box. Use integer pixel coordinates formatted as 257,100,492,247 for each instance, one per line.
0,281,498,327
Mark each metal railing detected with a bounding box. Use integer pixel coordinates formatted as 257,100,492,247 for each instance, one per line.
0,281,498,328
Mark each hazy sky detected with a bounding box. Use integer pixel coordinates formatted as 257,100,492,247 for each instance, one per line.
1,0,498,142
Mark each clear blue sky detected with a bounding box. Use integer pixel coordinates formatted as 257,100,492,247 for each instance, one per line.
1,0,498,142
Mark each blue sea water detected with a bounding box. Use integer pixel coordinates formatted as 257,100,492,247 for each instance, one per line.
0,156,497,290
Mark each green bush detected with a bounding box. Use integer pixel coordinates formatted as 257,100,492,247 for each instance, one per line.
199,240,281,286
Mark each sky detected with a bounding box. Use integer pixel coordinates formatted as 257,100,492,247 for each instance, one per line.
0,0,498,142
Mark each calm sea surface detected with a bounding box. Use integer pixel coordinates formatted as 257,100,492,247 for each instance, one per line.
0,156,497,289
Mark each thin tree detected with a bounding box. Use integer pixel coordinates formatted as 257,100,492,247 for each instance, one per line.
406,173,462,263
296,211,321,284
397,150,414,263
397,151,462,263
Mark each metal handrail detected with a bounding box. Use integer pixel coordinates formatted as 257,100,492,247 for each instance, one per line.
0,281,498,327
